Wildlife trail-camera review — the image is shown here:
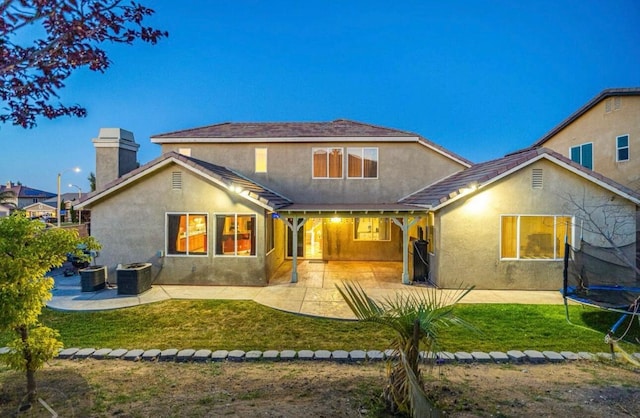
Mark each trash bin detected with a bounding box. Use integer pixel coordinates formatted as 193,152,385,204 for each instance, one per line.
117,263,152,295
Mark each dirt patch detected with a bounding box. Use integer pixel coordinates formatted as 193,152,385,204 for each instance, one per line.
0,359,638,417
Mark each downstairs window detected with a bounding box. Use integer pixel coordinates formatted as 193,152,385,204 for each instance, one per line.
501,215,572,260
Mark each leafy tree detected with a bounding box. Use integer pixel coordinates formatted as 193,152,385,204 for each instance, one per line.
1,0,168,128
337,282,474,417
0,213,100,402
88,171,96,192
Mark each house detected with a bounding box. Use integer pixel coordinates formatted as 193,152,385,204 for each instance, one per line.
0,181,56,209
400,148,640,289
531,87,640,191
22,201,57,220
78,121,639,290
79,122,471,286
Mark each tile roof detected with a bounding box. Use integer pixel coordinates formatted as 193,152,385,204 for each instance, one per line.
151,119,473,167
81,152,292,210
400,148,640,208
532,87,640,147
152,119,418,139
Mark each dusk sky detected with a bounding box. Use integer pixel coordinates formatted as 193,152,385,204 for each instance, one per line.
2,0,639,194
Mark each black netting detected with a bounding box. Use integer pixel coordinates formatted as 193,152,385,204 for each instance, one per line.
564,240,640,311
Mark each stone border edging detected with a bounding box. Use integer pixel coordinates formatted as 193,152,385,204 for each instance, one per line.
19,347,640,364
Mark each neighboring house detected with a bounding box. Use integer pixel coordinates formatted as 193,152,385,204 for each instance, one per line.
401,148,640,290
22,201,57,220
78,121,639,290
0,204,10,217
44,192,90,223
0,181,56,209
531,88,640,191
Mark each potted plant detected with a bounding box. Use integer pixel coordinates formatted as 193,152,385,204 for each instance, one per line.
76,236,105,292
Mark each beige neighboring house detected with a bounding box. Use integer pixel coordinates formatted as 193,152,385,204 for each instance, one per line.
22,201,57,220
0,204,10,217
532,87,640,191
78,121,639,290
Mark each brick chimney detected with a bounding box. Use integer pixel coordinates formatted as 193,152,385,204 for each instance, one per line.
92,128,140,191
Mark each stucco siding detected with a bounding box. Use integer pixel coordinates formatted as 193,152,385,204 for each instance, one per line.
321,218,403,261
540,95,640,189
431,159,637,290
161,141,466,203
89,164,269,286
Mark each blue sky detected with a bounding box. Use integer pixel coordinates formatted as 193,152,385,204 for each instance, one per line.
2,0,639,194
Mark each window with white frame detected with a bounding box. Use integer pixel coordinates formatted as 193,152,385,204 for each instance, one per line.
616,135,629,162
255,148,267,173
500,215,572,260
347,147,378,178
354,218,390,241
312,148,343,178
215,214,256,256
570,143,593,170
166,213,208,256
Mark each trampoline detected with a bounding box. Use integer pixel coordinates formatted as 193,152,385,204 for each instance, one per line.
561,240,640,338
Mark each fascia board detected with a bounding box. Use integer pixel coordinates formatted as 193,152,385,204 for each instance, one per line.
77,157,276,211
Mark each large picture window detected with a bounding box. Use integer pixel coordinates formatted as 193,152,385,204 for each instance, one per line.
501,215,572,260
347,147,378,178
570,143,593,170
354,218,390,241
313,148,343,178
216,214,256,256
167,213,208,256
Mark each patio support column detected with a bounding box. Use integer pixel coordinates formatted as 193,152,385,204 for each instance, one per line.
281,216,307,283
392,216,420,285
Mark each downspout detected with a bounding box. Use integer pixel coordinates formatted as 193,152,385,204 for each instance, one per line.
392,215,420,285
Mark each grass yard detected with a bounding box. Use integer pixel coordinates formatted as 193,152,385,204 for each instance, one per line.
1,300,638,353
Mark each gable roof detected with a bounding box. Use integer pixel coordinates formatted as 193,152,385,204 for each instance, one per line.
151,119,473,167
532,87,640,147
77,152,292,211
400,148,640,210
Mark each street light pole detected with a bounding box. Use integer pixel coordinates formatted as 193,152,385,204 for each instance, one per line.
57,167,80,228
69,184,82,224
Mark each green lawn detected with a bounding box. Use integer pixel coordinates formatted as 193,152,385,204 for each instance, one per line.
1,300,638,353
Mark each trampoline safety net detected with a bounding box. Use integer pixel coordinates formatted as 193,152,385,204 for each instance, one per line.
563,240,640,311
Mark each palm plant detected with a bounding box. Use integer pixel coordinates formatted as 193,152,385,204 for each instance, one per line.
336,281,475,418
0,190,16,209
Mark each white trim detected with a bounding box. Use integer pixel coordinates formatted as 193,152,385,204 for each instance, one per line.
616,134,630,163
568,142,594,171
346,147,379,179
499,214,574,261
213,213,257,257
431,153,640,211
311,147,344,179
76,156,278,211
165,212,209,257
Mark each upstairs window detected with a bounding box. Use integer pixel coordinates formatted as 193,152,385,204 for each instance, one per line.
313,148,343,178
167,213,208,256
570,143,593,170
616,135,629,162
347,147,378,178
255,148,267,173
